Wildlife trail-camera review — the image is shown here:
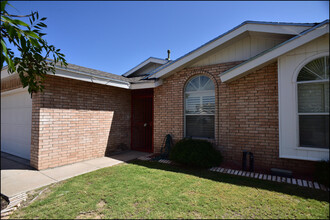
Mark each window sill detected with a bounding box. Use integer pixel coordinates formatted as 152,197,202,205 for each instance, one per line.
279,154,327,161
295,147,329,152
185,136,215,142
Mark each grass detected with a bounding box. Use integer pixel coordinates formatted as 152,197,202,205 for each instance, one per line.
11,160,329,219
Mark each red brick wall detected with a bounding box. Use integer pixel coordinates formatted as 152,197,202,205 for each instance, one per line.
154,61,316,176
30,75,131,170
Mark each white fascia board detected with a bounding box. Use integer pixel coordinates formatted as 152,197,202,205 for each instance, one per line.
130,79,163,90
150,23,313,80
122,57,167,77
220,23,329,83
149,57,167,64
53,67,130,89
246,23,311,35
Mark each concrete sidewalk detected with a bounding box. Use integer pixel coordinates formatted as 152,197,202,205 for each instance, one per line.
1,151,150,197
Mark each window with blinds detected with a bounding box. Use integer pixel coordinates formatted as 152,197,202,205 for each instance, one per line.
297,56,329,149
185,75,215,138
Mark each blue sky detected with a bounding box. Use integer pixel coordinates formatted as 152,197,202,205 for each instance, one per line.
6,1,329,75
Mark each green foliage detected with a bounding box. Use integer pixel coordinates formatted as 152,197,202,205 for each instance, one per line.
0,1,67,94
169,138,223,168
315,160,329,187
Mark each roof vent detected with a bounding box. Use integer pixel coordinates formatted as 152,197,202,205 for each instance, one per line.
166,49,171,61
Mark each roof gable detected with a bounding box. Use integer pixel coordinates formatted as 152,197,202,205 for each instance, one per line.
122,57,168,77
220,20,329,82
145,20,320,80
189,31,293,68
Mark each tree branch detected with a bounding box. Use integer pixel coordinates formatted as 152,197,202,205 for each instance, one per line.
1,29,23,51
3,12,35,18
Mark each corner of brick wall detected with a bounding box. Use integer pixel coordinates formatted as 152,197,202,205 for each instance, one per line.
30,75,131,170
30,92,42,169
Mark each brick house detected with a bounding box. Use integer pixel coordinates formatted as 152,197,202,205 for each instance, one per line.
1,20,329,175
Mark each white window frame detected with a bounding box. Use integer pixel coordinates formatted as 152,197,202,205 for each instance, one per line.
295,56,329,150
278,50,329,161
184,75,215,139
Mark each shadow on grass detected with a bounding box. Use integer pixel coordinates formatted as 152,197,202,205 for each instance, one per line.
129,159,329,203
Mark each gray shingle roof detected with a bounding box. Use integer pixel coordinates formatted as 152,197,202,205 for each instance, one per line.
59,62,153,83
63,63,131,82
2,62,153,84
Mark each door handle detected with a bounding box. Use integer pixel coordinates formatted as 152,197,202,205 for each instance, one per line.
144,123,147,127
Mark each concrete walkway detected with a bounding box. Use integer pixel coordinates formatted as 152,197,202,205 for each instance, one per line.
1,151,150,197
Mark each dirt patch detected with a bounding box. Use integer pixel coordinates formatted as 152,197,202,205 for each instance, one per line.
76,211,104,219
1,194,9,210
75,200,106,219
96,200,106,209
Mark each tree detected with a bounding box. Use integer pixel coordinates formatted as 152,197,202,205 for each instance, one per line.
1,1,67,94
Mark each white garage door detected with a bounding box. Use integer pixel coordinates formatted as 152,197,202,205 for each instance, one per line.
1,89,32,160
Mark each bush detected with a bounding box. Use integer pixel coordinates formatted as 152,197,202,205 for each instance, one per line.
169,138,222,168
314,160,329,187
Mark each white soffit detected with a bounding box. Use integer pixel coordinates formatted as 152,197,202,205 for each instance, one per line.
220,22,329,82
130,79,163,90
148,22,314,79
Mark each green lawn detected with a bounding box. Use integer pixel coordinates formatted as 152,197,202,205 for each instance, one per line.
12,160,329,219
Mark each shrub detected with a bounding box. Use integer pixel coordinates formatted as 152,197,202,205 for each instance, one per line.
314,160,329,187
169,138,222,168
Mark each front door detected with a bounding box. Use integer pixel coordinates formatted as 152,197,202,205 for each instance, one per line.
131,89,153,152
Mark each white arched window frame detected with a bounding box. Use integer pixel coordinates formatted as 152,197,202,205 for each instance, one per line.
296,56,329,149
184,75,215,139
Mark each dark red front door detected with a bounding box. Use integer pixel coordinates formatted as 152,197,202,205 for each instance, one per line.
131,89,153,152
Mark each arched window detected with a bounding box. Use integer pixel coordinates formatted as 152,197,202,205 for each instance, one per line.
184,75,215,138
297,56,329,149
